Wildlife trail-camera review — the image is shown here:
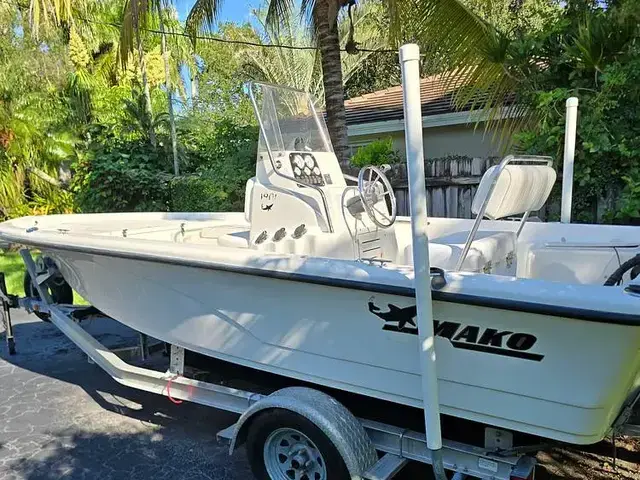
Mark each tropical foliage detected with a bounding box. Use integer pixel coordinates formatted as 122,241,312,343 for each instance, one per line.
0,5,76,218
506,1,640,222
0,0,638,224
351,138,400,168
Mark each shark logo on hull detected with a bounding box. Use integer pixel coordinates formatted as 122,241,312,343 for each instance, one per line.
368,302,417,330
368,300,544,362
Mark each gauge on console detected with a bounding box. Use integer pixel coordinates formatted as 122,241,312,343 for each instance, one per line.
288,152,325,187
293,154,305,168
304,155,315,168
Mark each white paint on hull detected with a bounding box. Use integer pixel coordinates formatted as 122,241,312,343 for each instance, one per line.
46,247,640,445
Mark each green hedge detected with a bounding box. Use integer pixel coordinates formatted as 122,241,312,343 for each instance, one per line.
350,138,400,168
72,135,172,213
170,173,246,212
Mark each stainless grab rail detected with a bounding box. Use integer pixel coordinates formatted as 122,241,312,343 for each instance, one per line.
454,155,553,271
248,82,334,233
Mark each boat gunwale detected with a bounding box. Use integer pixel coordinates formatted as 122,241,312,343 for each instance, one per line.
6,234,640,327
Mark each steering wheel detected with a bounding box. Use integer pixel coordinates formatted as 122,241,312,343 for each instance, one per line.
357,166,397,228
604,254,640,286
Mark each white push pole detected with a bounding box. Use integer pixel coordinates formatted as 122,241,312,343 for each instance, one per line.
561,97,579,223
400,44,447,480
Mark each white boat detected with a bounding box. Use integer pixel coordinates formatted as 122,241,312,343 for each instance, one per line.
1,81,639,449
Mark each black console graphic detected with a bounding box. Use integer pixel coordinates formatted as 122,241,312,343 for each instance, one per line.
289,153,325,186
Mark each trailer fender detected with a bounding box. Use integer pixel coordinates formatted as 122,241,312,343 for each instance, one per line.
229,387,378,477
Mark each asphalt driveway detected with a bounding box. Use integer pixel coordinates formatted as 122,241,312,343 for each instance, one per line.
0,311,253,480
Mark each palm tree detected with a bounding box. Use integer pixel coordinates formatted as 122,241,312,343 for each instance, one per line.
120,2,195,173
32,0,508,165
188,0,497,166
23,0,159,145
183,0,357,164
241,3,387,106
121,0,158,146
157,5,180,175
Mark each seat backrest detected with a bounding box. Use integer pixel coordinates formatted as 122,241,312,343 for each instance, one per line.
472,164,556,220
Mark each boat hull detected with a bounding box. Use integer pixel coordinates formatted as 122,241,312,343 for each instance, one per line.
47,248,640,445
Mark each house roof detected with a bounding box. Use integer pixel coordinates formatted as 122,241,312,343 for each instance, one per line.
344,74,477,126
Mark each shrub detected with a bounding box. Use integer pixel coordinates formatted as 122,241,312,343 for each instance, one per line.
170,147,256,212
72,135,171,212
511,4,640,223
615,169,640,224
350,138,400,168
175,118,257,212
72,117,258,214
171,173,239,212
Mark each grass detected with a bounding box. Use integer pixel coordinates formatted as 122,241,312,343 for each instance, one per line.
0,249,87,304
0,250,28,296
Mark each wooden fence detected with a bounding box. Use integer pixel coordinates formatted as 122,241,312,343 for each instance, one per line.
386,156,499,219
372,156,621,223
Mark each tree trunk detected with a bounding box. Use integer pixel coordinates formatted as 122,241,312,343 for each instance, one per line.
26,167,61,188
314,1,349,167
191,69,199,105
158,7,179,176
136,29,156,147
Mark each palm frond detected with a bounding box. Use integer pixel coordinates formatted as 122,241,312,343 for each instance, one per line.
28,0,82,38
384,0,538,152
240,2,384,105
185,0,223,42
299,0,316,25
264,0,296,34
388,0,489,63
120,0,165,64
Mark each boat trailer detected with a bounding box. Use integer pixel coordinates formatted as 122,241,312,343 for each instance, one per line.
0,249,537,480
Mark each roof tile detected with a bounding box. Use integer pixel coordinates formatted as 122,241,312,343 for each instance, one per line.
345,75,471,125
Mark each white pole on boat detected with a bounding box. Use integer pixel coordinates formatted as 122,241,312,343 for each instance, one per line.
561,97,579,223
399,43,447,480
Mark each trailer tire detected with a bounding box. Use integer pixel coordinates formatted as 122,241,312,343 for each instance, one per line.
23,271,73,322
246,409,350,480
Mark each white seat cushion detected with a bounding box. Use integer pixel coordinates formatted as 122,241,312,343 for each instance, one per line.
404,230,516,274
473,165,556,220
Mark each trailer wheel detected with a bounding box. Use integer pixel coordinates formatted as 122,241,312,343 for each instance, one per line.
246,409,350,480
23,271,73,322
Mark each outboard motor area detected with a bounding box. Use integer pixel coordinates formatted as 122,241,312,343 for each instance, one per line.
241,82,398,259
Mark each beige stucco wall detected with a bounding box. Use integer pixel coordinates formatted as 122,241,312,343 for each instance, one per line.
349,123,502,159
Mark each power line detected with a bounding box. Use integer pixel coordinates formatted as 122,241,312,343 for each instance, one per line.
77,14,397,54
2,0,412,58
0,0,398,54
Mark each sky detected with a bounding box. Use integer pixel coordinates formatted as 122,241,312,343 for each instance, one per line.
173,1,258,108
174,0,257,25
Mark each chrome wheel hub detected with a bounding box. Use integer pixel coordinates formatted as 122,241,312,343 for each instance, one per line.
263,428,327,480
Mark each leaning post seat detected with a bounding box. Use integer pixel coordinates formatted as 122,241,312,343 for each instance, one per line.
425,156,556,274
472,162,557,221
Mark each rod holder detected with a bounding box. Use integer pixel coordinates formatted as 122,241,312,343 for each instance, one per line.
561,97,579,224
